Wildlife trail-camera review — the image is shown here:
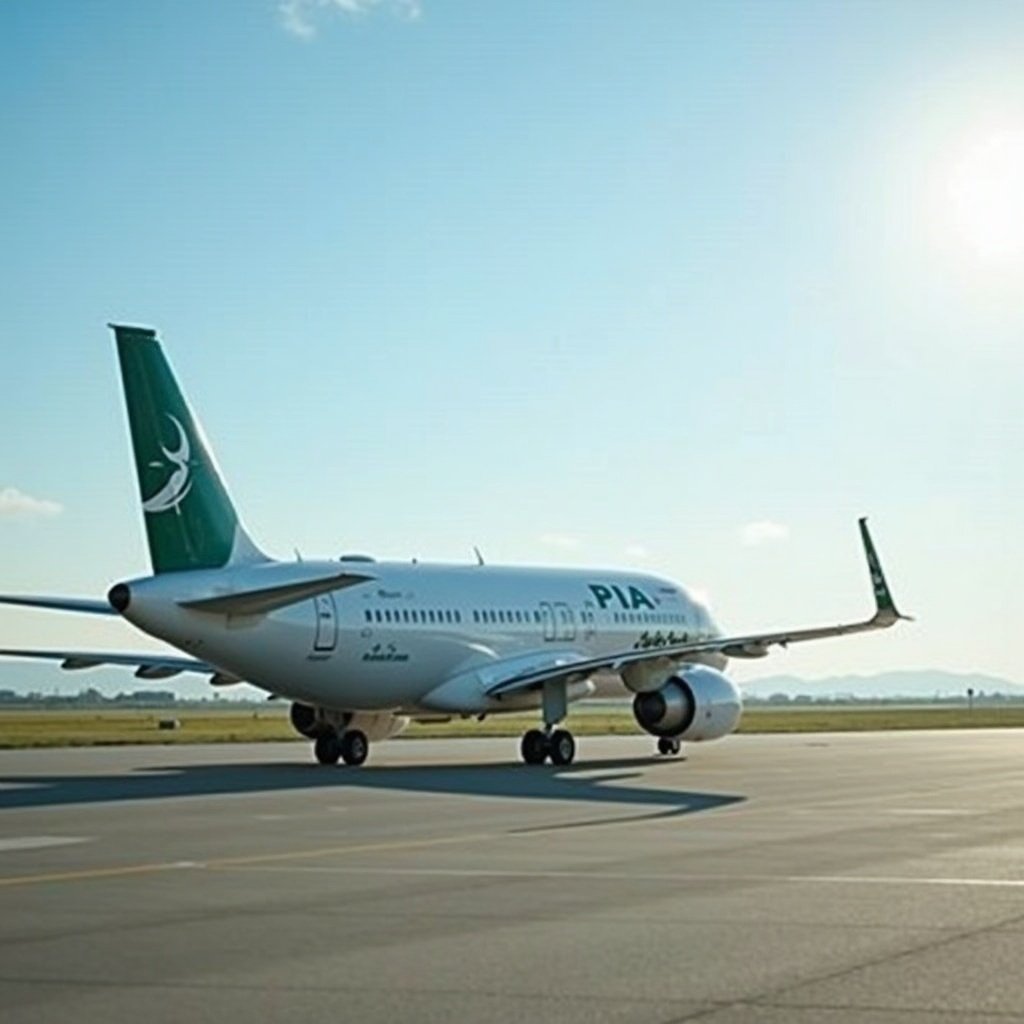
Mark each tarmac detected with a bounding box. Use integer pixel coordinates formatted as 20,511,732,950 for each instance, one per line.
1,729,1023,1023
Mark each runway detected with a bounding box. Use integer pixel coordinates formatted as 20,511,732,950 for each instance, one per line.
1,730,1023,1023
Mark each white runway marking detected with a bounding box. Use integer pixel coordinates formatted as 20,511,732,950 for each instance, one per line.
215,863,1024,888
0,836,89,853
885,808,971,816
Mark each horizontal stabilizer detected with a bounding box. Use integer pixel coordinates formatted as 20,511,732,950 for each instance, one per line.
179,570,373,616
0,595,116,616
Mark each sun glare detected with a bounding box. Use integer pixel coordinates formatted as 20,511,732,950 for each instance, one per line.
946,129,1024,264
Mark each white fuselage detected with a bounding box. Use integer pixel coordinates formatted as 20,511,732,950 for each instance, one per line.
119,560,726,714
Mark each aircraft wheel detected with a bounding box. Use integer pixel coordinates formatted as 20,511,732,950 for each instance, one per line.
520,729,549,765
314,732,341,765
657,736,682,757
340,729,369,767
549,729,576,766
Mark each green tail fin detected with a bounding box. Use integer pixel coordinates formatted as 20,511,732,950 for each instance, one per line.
112,324,267,575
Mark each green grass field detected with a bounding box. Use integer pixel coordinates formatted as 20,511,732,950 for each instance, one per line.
0,705,1023,749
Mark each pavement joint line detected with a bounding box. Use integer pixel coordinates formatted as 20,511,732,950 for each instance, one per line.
668,998,1024,1022
670,899,1024,1023
0,830,499,889
0,974,715,1012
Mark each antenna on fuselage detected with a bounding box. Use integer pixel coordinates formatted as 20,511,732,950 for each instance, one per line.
473,546,485,566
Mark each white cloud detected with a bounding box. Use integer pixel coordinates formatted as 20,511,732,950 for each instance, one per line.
739,520,789,546
623,543,650,561
279,0,421,39
0,487,63,519
539,533,581,551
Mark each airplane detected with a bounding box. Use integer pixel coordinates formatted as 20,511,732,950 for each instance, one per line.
0,325,911,767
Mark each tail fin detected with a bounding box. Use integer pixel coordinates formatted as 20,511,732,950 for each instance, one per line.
111,324,268,574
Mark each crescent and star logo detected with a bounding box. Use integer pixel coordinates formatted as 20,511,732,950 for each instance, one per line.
142,414,193,514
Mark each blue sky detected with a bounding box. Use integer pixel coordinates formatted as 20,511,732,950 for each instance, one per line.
1,0,1022,689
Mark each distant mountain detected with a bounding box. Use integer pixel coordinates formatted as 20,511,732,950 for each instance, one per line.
741,669,1024,700
1,659,1020,705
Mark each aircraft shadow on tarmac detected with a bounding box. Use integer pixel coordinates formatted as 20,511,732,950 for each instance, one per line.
0,756,745,819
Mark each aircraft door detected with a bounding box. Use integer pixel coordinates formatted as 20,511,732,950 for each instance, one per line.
540,602,557,642
555,602,576,642
582,602,596,642
312,593,338,654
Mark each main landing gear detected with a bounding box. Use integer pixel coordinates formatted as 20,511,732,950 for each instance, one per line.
519,680,576,766
520,727,576,766
313,729,369,767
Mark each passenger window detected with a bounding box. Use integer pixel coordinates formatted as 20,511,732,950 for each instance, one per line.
364,610,372,623
374,609,382,623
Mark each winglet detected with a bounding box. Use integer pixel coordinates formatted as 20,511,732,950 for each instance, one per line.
859,518,912,626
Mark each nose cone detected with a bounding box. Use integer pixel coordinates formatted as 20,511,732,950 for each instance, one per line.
107,583,131,614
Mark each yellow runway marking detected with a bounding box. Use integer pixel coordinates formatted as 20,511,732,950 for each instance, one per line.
0,831,497,890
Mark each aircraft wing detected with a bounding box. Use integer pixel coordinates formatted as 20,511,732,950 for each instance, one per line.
0,595,116,616
487,518,910,699
0,647,240,683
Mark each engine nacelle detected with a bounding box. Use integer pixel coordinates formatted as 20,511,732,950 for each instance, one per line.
632,665,742,742
289,702,409,741
290,701,328,738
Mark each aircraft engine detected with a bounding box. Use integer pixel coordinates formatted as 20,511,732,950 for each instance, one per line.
289,702,409,741
631,665,742,742
289,701,327,738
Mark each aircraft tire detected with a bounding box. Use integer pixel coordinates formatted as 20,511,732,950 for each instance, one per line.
657,736,682,757
549,729,576,766
340,729,369,767
520,729,549,765
314,732,342,765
